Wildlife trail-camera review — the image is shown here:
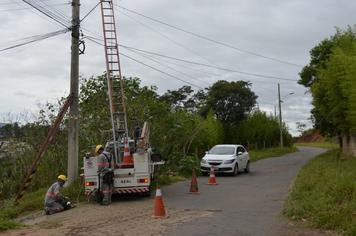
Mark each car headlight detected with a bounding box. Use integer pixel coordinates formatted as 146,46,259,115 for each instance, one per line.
224,159,235,164
201,159,207,164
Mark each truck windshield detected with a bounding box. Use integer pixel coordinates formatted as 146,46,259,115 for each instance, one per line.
208,146,235,155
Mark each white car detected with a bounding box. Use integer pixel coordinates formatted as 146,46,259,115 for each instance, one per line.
200,144,250,176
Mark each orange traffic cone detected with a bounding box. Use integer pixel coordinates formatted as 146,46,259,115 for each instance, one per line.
189,169,199,194
121,138,134,168
153,185,167,218
207,167,218,185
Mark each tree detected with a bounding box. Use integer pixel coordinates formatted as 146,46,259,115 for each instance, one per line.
204,80,257,124
300,26,356,156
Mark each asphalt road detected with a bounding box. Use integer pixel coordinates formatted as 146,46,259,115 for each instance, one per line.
162,146,331,236
4,147,336,236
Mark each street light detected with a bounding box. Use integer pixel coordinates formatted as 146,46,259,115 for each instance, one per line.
278,83,294,147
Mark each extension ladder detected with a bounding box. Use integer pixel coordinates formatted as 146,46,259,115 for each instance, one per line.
99,0,128,144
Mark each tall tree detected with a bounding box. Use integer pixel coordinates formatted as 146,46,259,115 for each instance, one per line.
300,26,356,156
204,80,257,125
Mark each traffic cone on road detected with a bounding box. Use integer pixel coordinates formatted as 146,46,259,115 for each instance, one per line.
207,167,218,185
121,138,134,168
153,185,167,218
189,169,199,194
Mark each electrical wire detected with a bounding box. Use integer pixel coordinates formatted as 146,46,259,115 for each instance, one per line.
0,3,69,12
81,1,100,23
118,44,298,82
116,4,303,68
0,28,70,53
85,37,204,89
83,34,298,82
118,9,216,65
122,46,209,85
21,0,70,28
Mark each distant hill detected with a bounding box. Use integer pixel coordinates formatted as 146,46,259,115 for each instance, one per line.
0,123,6,128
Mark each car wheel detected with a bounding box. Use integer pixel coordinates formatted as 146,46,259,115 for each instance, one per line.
233,164,238,176
244,161,250,173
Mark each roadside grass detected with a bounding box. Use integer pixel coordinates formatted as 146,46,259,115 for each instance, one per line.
295,141,339,149
0,180,84,232
249,146,298,162
283,149,356,236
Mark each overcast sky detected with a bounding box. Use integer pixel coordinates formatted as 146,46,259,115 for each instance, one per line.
0,0,355,136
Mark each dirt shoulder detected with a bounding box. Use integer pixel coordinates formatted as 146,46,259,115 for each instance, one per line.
1,197,213,236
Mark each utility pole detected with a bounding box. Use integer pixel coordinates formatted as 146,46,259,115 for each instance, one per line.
278,83,283,147
67,0,80,185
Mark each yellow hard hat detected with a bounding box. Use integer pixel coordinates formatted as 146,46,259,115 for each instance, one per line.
58,175,67,181
95,145,104,154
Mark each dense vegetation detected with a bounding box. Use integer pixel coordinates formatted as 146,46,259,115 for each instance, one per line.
0,76,291,201
299,26,356,156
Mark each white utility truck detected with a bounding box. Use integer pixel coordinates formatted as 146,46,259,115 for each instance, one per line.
83,123,164,198
82,1,164,200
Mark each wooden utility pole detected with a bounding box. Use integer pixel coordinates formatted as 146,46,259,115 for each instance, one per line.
67,0,80,185
278,83,283,147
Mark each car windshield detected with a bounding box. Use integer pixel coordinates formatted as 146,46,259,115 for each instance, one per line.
209,146,235,155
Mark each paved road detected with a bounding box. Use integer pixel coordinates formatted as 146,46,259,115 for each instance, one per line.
163,146,331,236
4,147,335,236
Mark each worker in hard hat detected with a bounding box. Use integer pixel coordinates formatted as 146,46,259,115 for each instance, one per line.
44,175,68,215
96,144,115,205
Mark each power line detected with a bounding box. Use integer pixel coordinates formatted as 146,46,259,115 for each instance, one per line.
120,52,204,89
80,1,100,23
0,3,69,11
118,9,216,65
0,0,54,5
83,34,298,82
0,29,69,53
85,37,203,89
118,44,298,82
116,5,303,68
21,0,70,28
122,46,209,85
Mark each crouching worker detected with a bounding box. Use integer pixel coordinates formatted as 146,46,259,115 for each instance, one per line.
96,145,115,205
44,175,74,215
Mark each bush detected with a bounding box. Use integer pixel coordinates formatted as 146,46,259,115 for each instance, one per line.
178,155,200,177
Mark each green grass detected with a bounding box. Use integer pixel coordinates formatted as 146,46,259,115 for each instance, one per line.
283,149,356,236
249,146,298,162
295,141,339,149
0,180,85,232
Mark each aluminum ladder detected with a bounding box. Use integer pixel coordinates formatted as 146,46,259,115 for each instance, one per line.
99,0,128,145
